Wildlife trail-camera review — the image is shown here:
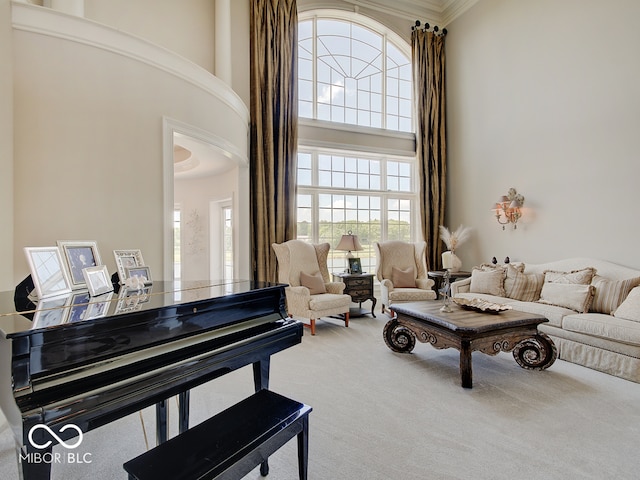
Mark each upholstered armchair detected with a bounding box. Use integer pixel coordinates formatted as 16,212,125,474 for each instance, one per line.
374,240,436,313
272,240,351,335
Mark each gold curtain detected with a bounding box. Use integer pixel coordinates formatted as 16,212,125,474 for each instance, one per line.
249,0,298,282
412,28,447,271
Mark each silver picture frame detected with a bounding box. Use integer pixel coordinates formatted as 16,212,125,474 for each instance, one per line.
113,249,145,283
24,246,72,299
57,240,102,289
82,265,113,297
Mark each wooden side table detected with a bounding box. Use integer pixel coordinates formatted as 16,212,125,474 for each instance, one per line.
332,272,377,317
427,270,472,298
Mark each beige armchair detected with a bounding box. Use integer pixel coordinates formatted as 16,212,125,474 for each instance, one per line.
374,240,436,313
272,240,351,335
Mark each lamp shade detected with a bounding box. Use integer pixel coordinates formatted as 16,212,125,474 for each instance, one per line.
336,232,363,252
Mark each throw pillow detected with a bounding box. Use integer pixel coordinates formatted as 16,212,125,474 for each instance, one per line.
469,268,506,296
590,275,640,314
478,263,524,299
613,286,640,322
508,271,545,302
300,271,326,295
392,266,416,288
538,283,595,313
543,267,597,285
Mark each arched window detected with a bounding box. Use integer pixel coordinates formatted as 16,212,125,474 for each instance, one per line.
298,15,412,131
297,11,417,274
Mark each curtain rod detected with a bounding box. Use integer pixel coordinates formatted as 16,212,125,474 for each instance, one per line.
412,20,448,36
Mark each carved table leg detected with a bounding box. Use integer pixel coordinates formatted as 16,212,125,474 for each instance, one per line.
460,340,473,388
513,333,557,370
383,319,416,353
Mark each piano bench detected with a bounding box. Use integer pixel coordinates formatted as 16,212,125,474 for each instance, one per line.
123,389,312,480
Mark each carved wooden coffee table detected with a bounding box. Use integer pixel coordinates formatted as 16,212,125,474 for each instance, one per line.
385,302,557,388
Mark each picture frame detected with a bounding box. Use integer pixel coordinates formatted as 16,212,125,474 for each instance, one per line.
113,249,145,283
82,265,114,296
24,246,72,299
348,257,362,274
68,291,92,322
57,240,102,289
125,266,152,285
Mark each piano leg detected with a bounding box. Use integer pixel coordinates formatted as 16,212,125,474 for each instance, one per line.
156,399,168,444
17,443,53,480
178,390,190,434
253,357,271,476
253,357,270,391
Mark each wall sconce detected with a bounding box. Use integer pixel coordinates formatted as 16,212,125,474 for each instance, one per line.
493,188,525,230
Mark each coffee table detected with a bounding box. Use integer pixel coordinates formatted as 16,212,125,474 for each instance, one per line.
385,302,557,388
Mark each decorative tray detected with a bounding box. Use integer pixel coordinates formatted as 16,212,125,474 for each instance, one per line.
452,297,512,314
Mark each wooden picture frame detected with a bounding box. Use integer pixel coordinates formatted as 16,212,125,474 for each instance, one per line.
57,240,102,289
348,257,362,274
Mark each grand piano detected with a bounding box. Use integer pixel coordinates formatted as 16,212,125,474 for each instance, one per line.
0,278,302,479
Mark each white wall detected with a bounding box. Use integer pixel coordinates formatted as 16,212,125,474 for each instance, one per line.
84,0,216,74
446,0,640,270
11,4,249,283
0,0,13,291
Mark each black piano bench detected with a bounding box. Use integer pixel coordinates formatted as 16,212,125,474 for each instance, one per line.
123,389,312,480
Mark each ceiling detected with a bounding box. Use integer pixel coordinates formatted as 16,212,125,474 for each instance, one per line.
173,133,236,180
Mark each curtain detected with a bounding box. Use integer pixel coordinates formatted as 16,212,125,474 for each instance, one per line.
412,28,447,271
249,0,298,283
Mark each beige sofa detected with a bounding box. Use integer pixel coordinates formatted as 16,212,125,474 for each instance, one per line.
451,258,640,383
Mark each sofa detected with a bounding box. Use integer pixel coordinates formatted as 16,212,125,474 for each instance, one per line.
451,258,640,383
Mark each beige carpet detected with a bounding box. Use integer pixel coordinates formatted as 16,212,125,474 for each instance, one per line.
1,311,639,479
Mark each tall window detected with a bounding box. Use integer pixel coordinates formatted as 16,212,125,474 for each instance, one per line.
222,205,233,281
297,12,416,274
173,207,181,280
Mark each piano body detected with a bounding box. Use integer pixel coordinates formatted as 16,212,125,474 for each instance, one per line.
0,279,302,480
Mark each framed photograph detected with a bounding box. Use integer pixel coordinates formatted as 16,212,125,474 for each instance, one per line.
24,246,72,299
125,266,152,285
348,257,362,274
57,241,102,289
113,249,145,283
82,265,114,296
115,286,152,314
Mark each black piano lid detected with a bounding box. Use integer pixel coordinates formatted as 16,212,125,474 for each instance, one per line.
0,279,287,338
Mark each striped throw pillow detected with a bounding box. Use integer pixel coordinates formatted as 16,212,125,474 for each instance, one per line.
590,275,640,314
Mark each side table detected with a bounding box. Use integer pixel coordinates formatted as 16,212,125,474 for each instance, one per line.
332,272,377,317
427,270,472,298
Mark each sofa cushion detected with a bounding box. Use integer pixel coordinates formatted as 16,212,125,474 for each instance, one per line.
308,293,351,310
392,266,416,288
508,270,545,302
300,271,326,295
478,263,525,299
538,283,595,313
591,275,640,314
470,268,506,296
613,286,640,322
543,267,596,285
563,313,640,347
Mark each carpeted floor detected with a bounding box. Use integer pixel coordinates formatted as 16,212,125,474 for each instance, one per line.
1,311,639,479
